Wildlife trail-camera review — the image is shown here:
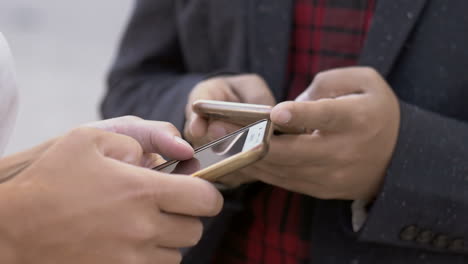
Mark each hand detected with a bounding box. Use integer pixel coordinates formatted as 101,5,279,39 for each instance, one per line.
84,116,194,168
184,74,276,187
243,67,400,200
0,116,194,182
185,74,276,145
0,127,223,264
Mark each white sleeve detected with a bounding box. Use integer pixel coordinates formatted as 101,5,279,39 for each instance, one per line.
0,32,19,156
351,199,370,232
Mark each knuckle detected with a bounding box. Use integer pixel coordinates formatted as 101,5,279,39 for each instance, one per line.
205,77,227,88
191,79,215,96
125,137,145,160
131,218,159,242
360,67,379,79
66,126,96,139
122,174,155,202
159,121,178,132
120,115,143,122
246,73,264,83
313,71,331,87
316,103,334,128
64,127,101,146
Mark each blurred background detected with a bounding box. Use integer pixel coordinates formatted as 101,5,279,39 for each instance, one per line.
0,0,133,154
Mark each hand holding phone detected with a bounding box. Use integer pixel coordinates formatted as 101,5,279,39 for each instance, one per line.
193,100,305,134
155,119,272,183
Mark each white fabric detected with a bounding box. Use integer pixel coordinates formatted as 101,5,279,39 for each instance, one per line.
352,199,370,232
0,32,18,156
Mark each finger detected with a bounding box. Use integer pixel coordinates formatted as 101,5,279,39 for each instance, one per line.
224,74,276,105
207,120,242,141
154,213,203,248
94,129,144,166
270,97,360,132
264,133,331,165
214,171,257,188
188,78,238,107
297,68,366,101
86,116,194,161
188,114,209,139
172,158,201,175
141,153,166,169
149,247,182,264
151,173,223,217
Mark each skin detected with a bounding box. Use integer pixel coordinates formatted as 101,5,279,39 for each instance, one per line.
185,75,276,187
0,116,223,264
184,67,400,200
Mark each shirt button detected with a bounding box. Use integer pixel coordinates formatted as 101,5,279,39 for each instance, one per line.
400,225,419,241
416,230,435,244
433,235,449,249
448,239,465,252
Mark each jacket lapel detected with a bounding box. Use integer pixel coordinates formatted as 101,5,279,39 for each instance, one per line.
248,0,293,101
359,0,428,77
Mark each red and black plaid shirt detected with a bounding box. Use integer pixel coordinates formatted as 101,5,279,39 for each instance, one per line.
213,1,375,263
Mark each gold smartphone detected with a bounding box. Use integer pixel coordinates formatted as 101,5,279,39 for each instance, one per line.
154,119,272,182
192,100,303,134
193,100,271,126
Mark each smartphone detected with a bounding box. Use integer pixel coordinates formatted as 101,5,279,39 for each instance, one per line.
154,119,272,182
193,100,271,126
192,100,303,134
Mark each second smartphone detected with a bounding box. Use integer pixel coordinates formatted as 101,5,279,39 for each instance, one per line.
193,100,303,134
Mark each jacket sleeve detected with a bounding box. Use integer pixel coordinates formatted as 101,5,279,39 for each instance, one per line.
357,101,468,254
101,0,204,131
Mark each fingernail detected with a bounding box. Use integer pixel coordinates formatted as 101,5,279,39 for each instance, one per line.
174,136,192,148
275,110,292,125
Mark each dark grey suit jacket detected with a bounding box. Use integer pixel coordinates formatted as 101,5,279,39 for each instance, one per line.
102,0,468,263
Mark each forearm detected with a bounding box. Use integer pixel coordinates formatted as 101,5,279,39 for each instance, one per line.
358,101,468,253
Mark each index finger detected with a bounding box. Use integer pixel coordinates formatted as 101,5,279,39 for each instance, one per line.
85,117,194,161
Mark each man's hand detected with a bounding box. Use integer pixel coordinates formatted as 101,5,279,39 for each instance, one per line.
243,67,400,200
185,74,276,145
184,74,276,187
0,127,223,264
